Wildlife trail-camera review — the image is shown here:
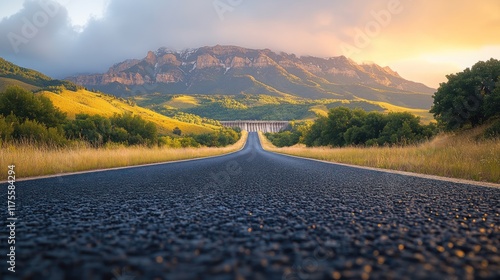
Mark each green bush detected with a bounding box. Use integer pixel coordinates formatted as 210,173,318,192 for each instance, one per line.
173,127,182,136
191,128,241,147
0,86,67,128
14,119,66,146
298,107,435,147
111,113,158,145
158,136,201,148
65,113,159,146
264,121,310,147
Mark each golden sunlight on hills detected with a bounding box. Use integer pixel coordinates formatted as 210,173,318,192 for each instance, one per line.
39,89,216,135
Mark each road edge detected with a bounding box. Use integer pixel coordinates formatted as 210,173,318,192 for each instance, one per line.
257,133,500,189
0,131,249,183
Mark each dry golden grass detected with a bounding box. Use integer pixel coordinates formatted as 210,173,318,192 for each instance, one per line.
258,129,500,183
0,131,247,181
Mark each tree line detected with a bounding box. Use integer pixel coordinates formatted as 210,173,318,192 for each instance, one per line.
267,59,500,147
0,87,240,148
266,108,436,147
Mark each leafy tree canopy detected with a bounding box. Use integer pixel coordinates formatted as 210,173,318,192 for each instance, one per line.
430,58,500,130
270,107,435,147
0,86,67,128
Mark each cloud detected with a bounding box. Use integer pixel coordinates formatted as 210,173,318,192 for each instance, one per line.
0,1,74,69
0,0,499,86
1,0,224,77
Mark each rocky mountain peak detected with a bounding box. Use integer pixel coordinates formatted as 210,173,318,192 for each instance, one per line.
145,51,157,65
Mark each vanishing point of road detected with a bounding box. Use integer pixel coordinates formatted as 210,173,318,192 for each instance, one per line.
2,133,499,279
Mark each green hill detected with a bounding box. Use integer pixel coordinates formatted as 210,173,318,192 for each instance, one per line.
0,57,52,87
39,89,218,135
0,77,39,92
0,57,79,90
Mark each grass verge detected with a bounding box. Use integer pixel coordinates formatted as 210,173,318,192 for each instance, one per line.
258,129,500,184
0,131,247,181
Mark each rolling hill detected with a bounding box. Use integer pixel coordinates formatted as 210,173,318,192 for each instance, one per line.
0,57,77,90
38,89,218,135
0,77,39,92
134,93,434,123
0,57,220,135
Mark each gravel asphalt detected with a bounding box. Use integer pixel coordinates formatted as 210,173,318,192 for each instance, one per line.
1,132,499,279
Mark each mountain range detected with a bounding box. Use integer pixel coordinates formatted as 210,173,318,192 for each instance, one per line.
0,52,435,122
67,45,436,109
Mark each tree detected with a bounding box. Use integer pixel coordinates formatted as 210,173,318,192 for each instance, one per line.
377,112,420,145
484,81,500,119
0,86,67,128
303,116,329,147
110,113,158,145
323,107,355,146
14,119,66,145
344,126,369,145
110,127,128,143
65,114,112,146
430,58,500,130
305,107,368,147
173,127,182,136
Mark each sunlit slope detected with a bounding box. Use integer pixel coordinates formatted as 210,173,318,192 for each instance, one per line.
356,98,434,123
39,89,216,135
135,94,200,110
165,95,199,108
307,99,433,123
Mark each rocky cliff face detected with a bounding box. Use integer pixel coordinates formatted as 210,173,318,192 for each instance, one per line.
66,45,435,108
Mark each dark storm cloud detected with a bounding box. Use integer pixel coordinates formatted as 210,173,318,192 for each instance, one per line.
0,0,343,77
0,0,220,77
1,0,369,78
0,1,74,74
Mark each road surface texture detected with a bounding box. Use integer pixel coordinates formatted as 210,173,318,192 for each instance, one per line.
1,133,499,280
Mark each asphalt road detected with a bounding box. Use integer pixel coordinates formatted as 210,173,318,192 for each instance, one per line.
1,132,499,280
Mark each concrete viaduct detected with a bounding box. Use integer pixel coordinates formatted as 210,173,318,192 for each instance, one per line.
220,121,289,133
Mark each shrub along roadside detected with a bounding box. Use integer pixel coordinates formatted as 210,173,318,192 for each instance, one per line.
266,107,436,148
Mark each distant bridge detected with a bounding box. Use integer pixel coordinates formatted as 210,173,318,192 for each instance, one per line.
220,121,289,133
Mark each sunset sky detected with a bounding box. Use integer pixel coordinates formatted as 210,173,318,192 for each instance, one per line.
0,0,499,88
